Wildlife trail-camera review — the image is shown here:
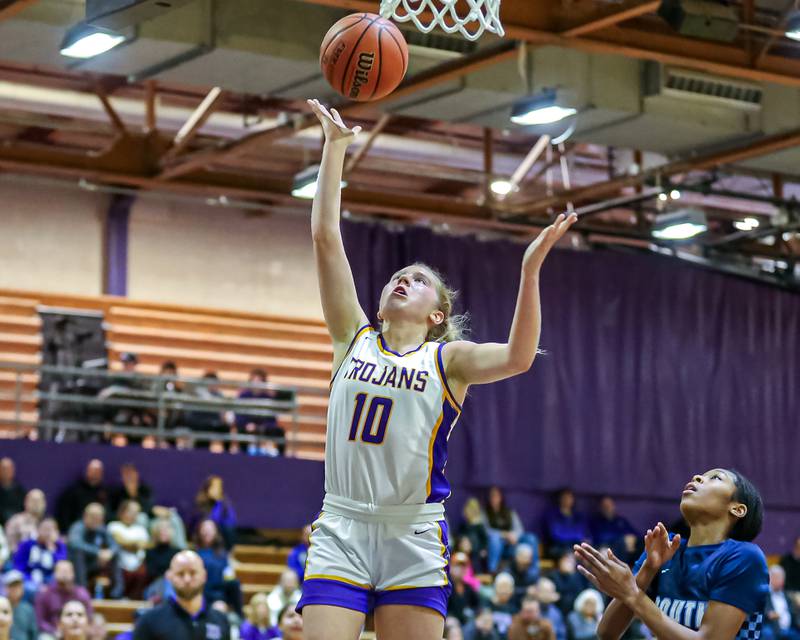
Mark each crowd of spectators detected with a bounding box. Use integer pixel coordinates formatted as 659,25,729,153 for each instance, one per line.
88,355,289,456
3,454,799,640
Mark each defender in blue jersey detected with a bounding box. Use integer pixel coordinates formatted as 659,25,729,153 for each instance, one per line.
575,468,769,640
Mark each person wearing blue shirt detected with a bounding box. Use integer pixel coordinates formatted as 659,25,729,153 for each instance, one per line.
590,497,638,549
575,468,769,640
287,525,311,583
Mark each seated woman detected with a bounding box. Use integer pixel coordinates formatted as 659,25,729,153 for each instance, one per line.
277,603,304,640
192,476,237,550
240,592,279,640
457,497,490,573
193,519,243,616
566,589,604,640
107,501,150,599
58,600,91,640
483,486,539,574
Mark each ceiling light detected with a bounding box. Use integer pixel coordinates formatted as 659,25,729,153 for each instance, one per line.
60,24,129,59
733,217,760,232
670,189,682,200
511,89,577,126
652,209,707,240
658,192,669,202
744,216,759,228
786,13,800,41
292,165,347,200
490,180,514,196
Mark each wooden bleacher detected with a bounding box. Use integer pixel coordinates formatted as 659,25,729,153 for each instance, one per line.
0,288,332,459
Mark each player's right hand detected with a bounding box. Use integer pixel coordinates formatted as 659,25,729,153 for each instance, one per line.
643,522,681,570
307,99,361,145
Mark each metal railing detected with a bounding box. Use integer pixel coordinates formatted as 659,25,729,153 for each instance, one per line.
0,361,329,454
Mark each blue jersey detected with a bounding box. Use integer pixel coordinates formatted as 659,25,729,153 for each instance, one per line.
633,538,769,639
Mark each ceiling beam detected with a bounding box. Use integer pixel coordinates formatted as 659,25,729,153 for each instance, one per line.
164,86,225,160
754,0,796,66
561,0,660,37
295,0,800,88
511,128,800,217
145,80,157,133
94,88,128,137
158,40,519,180
0,0,38,22
344,113,391,175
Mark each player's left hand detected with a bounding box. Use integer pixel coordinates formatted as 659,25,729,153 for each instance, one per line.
522,212,578,277
574,543,639,604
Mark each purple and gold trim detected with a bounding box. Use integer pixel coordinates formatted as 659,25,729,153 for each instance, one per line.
377,333,428,357
330,324,373,387
435,342,462,412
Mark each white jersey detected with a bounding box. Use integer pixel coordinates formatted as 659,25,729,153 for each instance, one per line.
325,324,463,506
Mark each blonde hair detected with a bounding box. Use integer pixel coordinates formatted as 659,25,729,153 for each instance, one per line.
405,262,469,343
244,592,270,624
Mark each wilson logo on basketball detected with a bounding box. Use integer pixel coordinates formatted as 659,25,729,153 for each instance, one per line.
349,52,375,100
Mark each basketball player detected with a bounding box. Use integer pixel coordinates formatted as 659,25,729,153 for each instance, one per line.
298,98,577,640
574,468,769,640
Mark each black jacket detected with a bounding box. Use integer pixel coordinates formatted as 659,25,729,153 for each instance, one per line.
133,598,230,640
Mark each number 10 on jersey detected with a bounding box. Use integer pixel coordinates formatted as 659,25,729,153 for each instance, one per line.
348,393,394,445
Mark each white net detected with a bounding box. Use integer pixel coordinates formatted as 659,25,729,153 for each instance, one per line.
380,0,504,41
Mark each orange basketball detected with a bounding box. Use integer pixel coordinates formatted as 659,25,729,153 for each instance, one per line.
320,13,409,102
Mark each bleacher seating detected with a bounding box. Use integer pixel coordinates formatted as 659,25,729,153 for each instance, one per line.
0,288,331,459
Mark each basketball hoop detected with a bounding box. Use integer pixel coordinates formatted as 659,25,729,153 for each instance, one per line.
380,0,504,41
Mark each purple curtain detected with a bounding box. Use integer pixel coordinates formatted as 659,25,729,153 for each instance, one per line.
341,220,800,515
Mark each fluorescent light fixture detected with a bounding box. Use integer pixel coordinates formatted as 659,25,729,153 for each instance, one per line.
490,180,514,196
652,208,707,240
786,13,800,40
292,165,346,200
744,216,759,228
60,24,128,59
511,89,577,126
670,189,682,200
658,192,669,202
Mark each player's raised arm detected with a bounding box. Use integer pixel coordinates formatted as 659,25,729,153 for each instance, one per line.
443,213,577,387
307,99,369,350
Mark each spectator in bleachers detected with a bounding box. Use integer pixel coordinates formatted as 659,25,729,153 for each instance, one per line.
103,353,152,431
193,476,237,549
458,498,490,573
547,551,588,617
566,589,604,640
144,521,179,591
3,570,37,640
0,459,25,528
67,504,121,599
287,525,311,583
150,361,183,430
484,487,539,574
530,578,566,640
87,612,107,640
107,501,150,599
193,520,242,616
454,537,483,591
509,544,539,605
34,561,92,638
448,552,482,626
589,496,637,549
764,565,800,640
56,600,90,640
781,536,800,594
56,460,110,533
134,550,231,640
276,603,303,640
0,530,7,570
5,489,46,553
184,372,230,441
110,464,154,520
541,489,591,559
266,570,300,628
463,607,501,640
507,597,555,640
235,369,285,456
13,519,66,595
239,593,277,640
490,572,518,639
0,595,11,640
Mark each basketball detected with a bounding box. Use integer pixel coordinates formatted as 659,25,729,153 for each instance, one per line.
320,13,409,102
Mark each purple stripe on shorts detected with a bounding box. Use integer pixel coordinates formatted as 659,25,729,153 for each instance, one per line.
296,578,371,615
374,585,452,618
